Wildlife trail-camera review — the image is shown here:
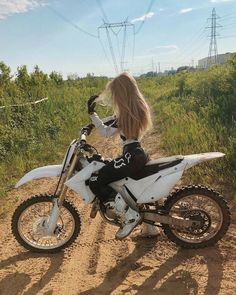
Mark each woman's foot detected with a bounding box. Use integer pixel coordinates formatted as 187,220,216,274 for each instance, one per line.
115,207,141,240
114,193,141,240
138,224,160,237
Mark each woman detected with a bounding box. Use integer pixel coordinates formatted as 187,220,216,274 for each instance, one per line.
87,72,152,240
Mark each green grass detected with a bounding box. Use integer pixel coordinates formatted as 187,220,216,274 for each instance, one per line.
0,58,235,210
137,59,236,199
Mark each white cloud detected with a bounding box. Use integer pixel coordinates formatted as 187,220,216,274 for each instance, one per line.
131,12,155,23
179,8,193,14
0,0,45,20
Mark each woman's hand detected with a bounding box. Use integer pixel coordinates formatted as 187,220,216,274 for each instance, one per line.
81,123,95,136
87,95,98,114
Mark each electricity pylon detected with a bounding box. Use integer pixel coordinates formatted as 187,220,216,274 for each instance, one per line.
206,8,221,68
98,20,134,73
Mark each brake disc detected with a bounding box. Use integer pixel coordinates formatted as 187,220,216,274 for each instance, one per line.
184,209,211,235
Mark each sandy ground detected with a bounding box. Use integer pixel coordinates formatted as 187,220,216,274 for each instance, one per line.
0,134,236,295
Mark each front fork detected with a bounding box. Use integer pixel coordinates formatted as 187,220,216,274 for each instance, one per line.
47,153,79,235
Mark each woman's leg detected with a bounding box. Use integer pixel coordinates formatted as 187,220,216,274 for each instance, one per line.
89,151,144,202
88,150,147,239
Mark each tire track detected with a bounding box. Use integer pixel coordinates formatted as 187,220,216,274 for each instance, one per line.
86,219,107,275
94,223,130,277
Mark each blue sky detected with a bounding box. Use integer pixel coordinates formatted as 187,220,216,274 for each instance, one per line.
0,0,236,77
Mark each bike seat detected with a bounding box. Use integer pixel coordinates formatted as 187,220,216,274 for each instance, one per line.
146,155,184,166
130,155,184,180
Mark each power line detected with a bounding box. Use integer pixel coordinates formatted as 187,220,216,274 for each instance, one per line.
98,20,134,74
220,16,236,23
184,36,208,60
220,22,236,28
174,25,208,62
220,11,236,20
110,28,123,66
114,33,122,63
121,23,127,71
95,1,154,73
97,29,113,69
174,8,235,68
219,34,236,39
131,25,136,71
96,0,109,23
96,1,122,72
47,6,98,38
105,26,119,74
134,0,155,35
110,26,123,36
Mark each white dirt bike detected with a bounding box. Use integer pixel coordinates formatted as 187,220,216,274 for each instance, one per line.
12,129,230,253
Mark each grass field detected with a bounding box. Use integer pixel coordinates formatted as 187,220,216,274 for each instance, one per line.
0,57,235,212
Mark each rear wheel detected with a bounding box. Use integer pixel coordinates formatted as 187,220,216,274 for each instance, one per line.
12,194,81,253
163,185,230,248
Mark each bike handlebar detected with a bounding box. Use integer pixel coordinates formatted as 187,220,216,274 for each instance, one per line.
80,133,87,141
78,127,98,154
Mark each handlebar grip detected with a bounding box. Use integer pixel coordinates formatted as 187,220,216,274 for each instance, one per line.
81,134,87,141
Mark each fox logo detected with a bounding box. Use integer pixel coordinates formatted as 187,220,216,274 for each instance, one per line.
113,153,131,169
90,176,98,182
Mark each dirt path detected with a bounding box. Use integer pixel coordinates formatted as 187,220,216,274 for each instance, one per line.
0,133,236,295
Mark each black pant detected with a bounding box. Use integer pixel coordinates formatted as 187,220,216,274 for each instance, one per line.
89,142,149,202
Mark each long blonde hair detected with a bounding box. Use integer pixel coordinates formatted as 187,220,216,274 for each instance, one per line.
105,72,152,139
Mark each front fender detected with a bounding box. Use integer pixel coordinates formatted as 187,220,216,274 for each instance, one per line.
15,165,63,188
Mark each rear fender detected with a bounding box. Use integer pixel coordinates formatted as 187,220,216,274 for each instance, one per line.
183,152,225,170
15,165,63,188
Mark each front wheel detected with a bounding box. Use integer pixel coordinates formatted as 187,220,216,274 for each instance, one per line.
12,194,81,253
163,185,230,249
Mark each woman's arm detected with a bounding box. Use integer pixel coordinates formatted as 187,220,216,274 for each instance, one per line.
90,113,118,137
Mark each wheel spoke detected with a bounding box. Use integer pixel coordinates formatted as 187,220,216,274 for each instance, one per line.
17,199,76,250
164,187,229,246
